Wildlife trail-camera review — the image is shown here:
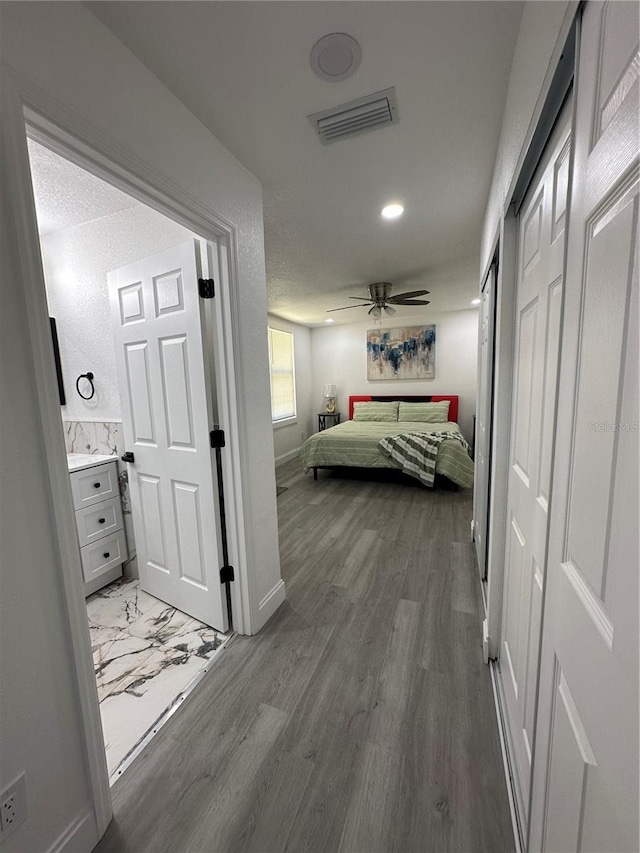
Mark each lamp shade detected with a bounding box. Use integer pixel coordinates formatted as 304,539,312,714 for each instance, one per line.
323,384,337,397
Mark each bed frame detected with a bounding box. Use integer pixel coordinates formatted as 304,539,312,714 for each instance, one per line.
348,394,459,423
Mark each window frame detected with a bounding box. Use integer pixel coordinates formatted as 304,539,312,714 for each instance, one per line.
268,326,297,427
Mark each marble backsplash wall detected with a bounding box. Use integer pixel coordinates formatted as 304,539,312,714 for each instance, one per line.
64,420,137,578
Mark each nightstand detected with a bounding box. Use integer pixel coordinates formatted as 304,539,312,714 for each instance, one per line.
318,412,341,431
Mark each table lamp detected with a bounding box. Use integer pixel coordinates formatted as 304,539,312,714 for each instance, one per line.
323,384,337,414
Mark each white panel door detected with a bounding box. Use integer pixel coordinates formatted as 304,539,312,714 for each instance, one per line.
529,3,639,851
109,239,227,631
499,103,571,815
473,265,495,581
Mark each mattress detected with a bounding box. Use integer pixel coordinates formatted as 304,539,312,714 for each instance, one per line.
300,420,474,488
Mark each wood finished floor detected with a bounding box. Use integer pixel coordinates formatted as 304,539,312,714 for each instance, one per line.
96,461,514,853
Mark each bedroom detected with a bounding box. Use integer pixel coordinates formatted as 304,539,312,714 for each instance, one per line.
269,309,478,474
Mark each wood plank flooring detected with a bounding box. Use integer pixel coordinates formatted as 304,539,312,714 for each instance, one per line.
96,461,514,853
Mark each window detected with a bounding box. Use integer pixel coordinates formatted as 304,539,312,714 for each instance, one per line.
268,327,296,423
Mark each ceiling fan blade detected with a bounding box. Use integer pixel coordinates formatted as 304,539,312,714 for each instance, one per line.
391,299,431,306
347,296,374,302
326,304,372,312
387,289,430,302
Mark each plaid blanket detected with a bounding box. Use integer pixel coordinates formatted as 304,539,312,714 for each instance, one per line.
379,431,471,488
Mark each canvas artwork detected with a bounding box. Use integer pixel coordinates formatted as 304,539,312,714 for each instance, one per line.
366,325,436,380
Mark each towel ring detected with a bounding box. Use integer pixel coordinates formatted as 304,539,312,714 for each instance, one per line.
76,372,96,400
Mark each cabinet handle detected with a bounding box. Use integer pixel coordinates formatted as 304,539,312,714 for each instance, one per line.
103,552,110,559
94,482,101,489
98,518,106,524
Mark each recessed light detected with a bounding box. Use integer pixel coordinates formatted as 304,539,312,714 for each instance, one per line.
381,203,404,220
325,318,335,323
471,298,481,306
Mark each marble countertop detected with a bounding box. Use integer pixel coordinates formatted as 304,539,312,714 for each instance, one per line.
67,453,118,473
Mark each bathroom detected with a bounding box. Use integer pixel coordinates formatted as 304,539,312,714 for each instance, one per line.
28,138,231,780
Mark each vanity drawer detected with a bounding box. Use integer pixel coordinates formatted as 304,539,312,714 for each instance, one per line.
80,529,128,584
70,461,119,510
75,497,123,547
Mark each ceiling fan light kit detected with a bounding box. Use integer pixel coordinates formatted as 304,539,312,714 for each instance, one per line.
327,282,430,317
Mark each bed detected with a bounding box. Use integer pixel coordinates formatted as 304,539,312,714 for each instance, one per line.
299,395,474,489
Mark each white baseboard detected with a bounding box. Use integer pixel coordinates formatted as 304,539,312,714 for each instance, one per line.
48,810,99,853
254,579,286,633
274,446,301,466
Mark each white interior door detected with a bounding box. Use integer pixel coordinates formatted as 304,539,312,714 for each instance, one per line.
109,239,228,631
499,102,571,815
473,264,495,580
529,3,639,851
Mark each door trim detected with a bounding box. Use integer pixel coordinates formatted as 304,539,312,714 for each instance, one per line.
1,67,255,841
484,211,518,661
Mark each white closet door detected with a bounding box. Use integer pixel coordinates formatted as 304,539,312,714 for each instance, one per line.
529,3,639,851
109,239,228,631
473,266,495,580
499,103,571,814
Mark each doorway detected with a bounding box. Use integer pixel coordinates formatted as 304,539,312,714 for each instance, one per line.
26,136,233,780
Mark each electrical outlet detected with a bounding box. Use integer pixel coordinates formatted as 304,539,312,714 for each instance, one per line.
300,430,305,440
0,773,27,838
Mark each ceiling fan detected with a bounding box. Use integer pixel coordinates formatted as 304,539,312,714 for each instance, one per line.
327,282,430,317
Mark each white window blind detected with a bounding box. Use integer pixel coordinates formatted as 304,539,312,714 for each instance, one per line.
268,328,296,422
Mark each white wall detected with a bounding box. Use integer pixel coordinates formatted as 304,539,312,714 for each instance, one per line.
42,203,193,422
0,3,283,850
481,0,573,274
267,315,313,464
311,310,479,442
0,155,96,853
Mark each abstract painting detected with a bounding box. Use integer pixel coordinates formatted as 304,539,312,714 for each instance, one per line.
366,325,436,380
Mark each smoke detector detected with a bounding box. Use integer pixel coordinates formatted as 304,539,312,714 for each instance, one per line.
310,33,362,82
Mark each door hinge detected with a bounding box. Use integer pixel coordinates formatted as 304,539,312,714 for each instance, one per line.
220,565,235,584
198,278,215,299
210,429,225,448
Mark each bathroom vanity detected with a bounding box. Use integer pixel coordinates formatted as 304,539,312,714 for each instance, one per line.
67,454,128,595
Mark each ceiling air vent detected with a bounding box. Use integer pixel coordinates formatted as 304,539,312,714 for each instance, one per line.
308,88,398,145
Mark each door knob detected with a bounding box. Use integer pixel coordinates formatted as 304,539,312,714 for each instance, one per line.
121,451,135,463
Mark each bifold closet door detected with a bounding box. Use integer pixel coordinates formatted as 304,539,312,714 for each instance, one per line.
498,101,571,815
529,3,639,851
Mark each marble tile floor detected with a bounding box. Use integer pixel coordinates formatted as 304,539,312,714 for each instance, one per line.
87,577,230,777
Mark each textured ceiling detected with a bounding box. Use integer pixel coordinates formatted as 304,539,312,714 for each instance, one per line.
89,3,522,324
27,139,139,235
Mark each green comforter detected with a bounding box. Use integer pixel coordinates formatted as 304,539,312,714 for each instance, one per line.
300,420,474,488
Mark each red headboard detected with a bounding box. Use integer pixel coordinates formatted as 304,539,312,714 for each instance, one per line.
349,394,459,423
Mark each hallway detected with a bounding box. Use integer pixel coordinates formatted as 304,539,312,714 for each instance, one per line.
96,461,513,852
